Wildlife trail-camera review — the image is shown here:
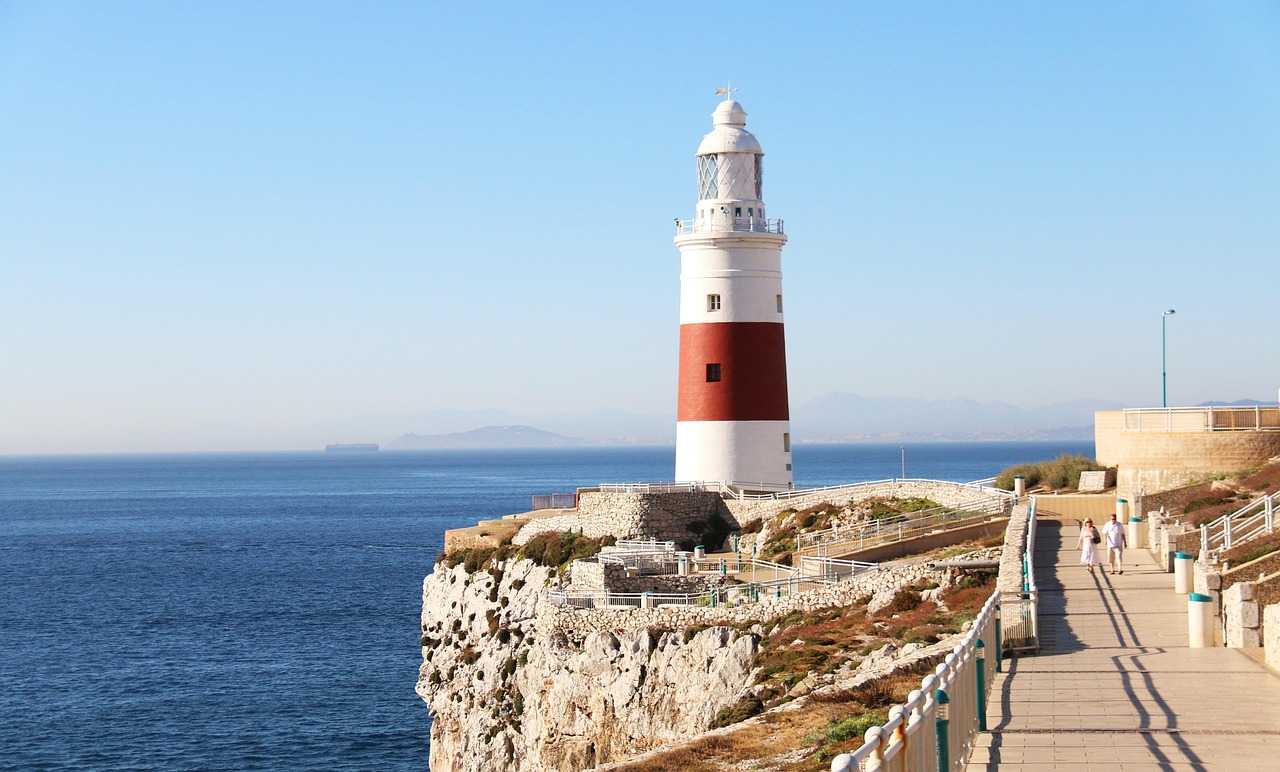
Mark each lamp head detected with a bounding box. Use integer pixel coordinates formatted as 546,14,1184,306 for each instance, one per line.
1163,309,1176,316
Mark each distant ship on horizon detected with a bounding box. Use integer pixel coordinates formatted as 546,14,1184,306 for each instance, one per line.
324,443,379,452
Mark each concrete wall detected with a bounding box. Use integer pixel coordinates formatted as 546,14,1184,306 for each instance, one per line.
1031,495,1116,521
1096,410,1280,498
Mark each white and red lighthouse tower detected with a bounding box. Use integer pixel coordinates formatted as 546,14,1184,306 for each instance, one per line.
674,96,792,491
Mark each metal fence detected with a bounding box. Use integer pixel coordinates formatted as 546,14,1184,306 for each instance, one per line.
1201,490,1279,556
1122,406,1280,432
531,493,576,510
594,478,1009,502
675,216,784,235
829,591,1002,772
795,493,1011,556
546,572,840,610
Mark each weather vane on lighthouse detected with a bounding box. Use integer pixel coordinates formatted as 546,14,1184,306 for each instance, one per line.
715,82,739,99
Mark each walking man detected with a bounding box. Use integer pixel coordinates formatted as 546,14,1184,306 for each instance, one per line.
1102,513,1127,575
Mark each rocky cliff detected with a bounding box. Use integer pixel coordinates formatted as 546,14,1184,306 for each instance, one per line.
417,559,757,772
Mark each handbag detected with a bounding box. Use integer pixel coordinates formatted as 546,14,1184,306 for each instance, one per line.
1091,527,1100,545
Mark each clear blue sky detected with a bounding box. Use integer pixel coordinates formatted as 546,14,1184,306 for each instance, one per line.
2,2,1277,454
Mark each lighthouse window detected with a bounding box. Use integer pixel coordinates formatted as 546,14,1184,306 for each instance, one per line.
706,294,721,312
783,433,791,452
706,363,721,382
776,294,783,313
697,155,720,200
734,207,741,217
754,156,764,198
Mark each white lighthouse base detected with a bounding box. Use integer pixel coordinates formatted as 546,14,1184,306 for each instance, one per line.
675,420,793,493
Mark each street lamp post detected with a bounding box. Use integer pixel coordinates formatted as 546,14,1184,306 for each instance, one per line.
1162,309,1176,407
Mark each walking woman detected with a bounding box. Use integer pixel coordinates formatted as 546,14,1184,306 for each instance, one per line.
1077,518,1102,573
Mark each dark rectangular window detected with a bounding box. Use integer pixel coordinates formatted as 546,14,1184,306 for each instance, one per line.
706,363,721,382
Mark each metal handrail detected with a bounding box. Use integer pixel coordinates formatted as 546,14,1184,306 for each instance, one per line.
546,572,842,610
830,591,1001,772
1122,405,1280,433
1200,490,1279,556
795,493,1010,555
675,216,784,235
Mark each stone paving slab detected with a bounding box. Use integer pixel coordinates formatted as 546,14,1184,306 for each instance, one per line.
968,520,1280,770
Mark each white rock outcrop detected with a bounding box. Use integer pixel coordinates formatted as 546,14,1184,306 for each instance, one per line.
417,559,758,772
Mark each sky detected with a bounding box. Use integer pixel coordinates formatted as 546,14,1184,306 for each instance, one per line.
2,2,1278,454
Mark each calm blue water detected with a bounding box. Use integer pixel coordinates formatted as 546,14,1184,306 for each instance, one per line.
0,441,1089,770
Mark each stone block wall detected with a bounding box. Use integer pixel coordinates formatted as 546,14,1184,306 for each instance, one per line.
1223,581,1262,648
1095,410,1280,498
1265,605,1280,669
514,491,732,546
1221,551,1280,598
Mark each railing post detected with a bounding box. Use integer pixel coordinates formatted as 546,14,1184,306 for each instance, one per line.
994,605,1002,672
863,726,886,772
935,688,950,772
975,639,988,732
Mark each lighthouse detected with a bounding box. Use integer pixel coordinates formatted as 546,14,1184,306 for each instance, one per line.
674,95,792,492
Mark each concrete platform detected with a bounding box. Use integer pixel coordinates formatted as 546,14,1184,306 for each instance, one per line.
969,521,1280,771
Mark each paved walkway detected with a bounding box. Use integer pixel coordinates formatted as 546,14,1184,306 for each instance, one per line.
969,519,1280,771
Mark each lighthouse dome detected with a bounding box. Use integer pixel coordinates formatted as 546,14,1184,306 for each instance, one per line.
696,100,763,156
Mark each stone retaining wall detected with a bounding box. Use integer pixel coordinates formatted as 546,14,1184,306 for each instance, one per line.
513,491,731,546
1096,410,1280,497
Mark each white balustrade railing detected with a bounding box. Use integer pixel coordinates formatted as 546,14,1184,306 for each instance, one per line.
1200,490,1279,556
830,591,1001,772
1122,405,1280,432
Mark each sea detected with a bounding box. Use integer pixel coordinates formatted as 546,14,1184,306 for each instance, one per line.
0,440,1090,771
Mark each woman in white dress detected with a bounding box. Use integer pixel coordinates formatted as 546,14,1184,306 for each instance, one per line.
1077,518,1101,573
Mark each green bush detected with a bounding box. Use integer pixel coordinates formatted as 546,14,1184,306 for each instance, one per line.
995,454,1108,491
710,694,764,728
516,532,615,572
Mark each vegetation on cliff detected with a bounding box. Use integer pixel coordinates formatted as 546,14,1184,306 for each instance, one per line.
758,497,942,565
1148,458,1280,528
608,563,998,771
439,531,617,575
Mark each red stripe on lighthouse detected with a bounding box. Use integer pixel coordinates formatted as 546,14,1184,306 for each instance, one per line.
677,322,789,422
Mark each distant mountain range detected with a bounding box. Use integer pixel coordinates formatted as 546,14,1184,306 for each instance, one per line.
316,394,1275,449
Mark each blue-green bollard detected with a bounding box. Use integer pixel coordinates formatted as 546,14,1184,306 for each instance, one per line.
935,689,951,771
994,604,1003,672
976,639,988,731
